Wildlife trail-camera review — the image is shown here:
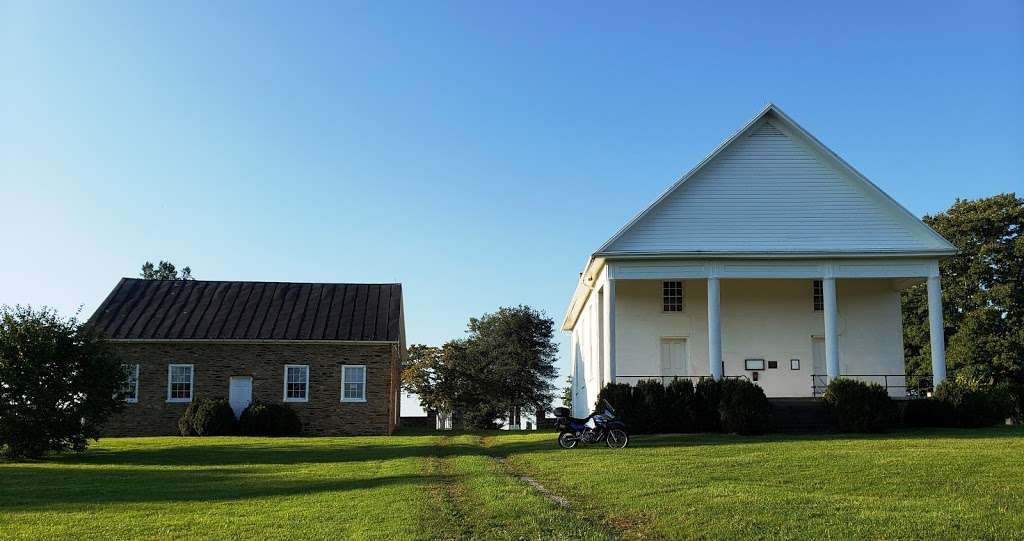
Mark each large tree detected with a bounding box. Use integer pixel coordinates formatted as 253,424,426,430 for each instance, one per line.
402,305,558,428
903,193,1023,384
141,260,193,280
0,306,125,458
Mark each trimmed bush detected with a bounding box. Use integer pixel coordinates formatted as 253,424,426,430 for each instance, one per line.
631,379,668,434
693,378,722,432
596,382,634,426
238,401,302,436
934,376,1013,428
191,399,237,436
664,378,697,433
901,398,956,428
178,401,200,436
178,398,237,436
822,378,896,433
719,379,772,435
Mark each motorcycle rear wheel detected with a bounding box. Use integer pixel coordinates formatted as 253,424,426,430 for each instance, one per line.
557,432,579,449
606,428,629,449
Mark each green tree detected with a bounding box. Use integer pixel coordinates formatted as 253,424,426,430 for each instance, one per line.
903,193,1024,384
0,306,125,458
401,305,558,429
141,260,193,280
561,375,572,409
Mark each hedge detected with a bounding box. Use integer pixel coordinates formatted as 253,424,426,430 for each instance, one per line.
719,379,772,435
595,377,770,435
934,376,1013,428
238,401,302,436
178,398,237,436
822,378,896,433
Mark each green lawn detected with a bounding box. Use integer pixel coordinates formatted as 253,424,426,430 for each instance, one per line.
1,428,1022,540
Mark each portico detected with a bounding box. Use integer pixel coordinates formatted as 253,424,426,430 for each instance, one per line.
563,104,956,417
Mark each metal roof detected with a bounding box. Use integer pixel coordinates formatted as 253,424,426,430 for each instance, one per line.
88,278,402,342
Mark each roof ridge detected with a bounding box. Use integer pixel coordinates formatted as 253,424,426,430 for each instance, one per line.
119,277,402,286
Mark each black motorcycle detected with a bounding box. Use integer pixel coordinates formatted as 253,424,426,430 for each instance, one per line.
553,400,629,449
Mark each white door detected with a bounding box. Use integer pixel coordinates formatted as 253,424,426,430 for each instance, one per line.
229,376,253,419
660,338,688,378
811,337,826,393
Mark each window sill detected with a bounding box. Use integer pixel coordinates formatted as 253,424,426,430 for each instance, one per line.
167,398,192,403
340,398,367,403
125,399,138,404
283,397,309,403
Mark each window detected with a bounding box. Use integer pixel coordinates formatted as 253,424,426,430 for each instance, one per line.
167,364,193,402
744,359,766,371
121,364,139,403
283,365,309,402
341,365,366,402
812,280,824,311
767,360,778,369
790,359,801,370
663,281,684,312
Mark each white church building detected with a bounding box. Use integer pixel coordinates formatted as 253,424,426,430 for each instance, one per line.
564,104,955,417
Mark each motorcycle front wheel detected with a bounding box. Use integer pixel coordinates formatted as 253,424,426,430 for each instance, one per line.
557,432,579,449
606,428,629,449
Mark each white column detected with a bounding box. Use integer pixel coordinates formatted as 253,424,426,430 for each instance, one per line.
823,277,840,383
707,277,723,380
927,275,947,386
605,279,616,385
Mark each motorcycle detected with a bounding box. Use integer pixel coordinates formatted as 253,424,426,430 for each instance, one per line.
553,400,629,449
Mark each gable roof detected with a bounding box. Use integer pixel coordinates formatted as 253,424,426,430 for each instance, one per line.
89,278,403,342
597,103,956,256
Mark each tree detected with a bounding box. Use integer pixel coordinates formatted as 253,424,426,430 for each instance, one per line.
561,376,572,409
402,305,559,429
0,306,125,458
141,260,193,280
903,193,1024,384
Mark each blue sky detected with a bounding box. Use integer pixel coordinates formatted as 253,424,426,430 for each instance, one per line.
2,1,1021,414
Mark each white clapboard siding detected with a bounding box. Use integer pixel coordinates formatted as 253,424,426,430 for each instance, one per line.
602,112,953,255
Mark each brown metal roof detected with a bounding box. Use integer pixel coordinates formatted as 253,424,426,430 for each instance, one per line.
89,278,403,342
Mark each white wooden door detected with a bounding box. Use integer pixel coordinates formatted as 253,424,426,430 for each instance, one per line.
811,337,826,393
812,337,826,375
229,376,253,419
660,338,688,377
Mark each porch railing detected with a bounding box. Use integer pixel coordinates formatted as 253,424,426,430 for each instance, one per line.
615,374,749,386
811,374,934,398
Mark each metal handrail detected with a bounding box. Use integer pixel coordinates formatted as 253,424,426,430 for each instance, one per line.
810,373,934,398
615,374,749,386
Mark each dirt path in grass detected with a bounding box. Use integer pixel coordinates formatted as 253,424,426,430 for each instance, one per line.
419,434,612,540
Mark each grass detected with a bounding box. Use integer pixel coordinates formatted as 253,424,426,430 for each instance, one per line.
0,427,1021,540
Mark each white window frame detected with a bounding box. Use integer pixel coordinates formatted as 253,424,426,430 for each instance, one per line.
122,363,140,403
662,281,684,313
283,364,310,403
166,364,194,403
341,365,367,402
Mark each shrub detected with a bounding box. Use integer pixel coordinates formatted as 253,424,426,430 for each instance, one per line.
719,379,772,435
596,382,634,426
192,399,237,436
1010,384,1024,424
178,401,200,436
934,375,1013,428
664,378,697,433
178,398,237,436
901,398,956,428
822,378,896,433
631,379,668,434
0,306,125,459
238,401,302,436
693,378,722,432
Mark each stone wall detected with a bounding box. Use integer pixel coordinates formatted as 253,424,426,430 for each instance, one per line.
104,341,399,436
